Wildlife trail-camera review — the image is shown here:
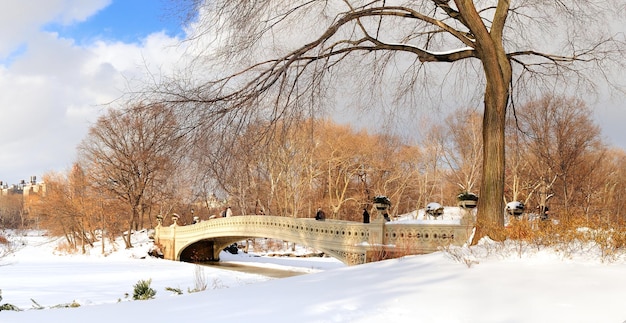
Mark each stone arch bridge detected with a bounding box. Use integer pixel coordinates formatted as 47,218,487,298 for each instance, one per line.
153,215,473,265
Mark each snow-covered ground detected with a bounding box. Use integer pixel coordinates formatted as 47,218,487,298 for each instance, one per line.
2,219,626,322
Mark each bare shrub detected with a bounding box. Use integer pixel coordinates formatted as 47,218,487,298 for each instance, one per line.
190,265,207,292
211,278,225,290
366,243,421,263
506,218,534,241
367,245,392,262
441,245,479,268
506,217,536,258
528,220,559,249
265,239,284,252
394,241,424,258
0,231,30,259
54,241,79,255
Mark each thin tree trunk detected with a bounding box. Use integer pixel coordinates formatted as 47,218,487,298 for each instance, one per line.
125,205,136,248
101,206,106,255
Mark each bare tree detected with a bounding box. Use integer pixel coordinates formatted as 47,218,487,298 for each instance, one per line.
440,107,483,195
78,104,184,248
599,150,626,223
517,96,604,213
260,119,318,217
415,121,448,207
155,0,624,242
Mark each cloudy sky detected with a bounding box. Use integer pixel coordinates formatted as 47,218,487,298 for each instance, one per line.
0,1,624,186
0,0,187,185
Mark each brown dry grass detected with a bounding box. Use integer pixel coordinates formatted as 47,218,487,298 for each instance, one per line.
495,213,626,261
55,241,79,254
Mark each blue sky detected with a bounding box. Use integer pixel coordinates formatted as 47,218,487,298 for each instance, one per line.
45,0,184,44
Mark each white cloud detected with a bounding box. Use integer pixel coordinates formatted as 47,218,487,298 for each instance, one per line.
0,1,111,58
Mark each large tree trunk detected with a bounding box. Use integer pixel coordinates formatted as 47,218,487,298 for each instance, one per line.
456,0,511,243
473,77,508,243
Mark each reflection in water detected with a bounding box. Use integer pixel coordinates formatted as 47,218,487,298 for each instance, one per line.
201,261,307,279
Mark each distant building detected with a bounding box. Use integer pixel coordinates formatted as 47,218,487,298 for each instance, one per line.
1,176,46,198
23,176,46,198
